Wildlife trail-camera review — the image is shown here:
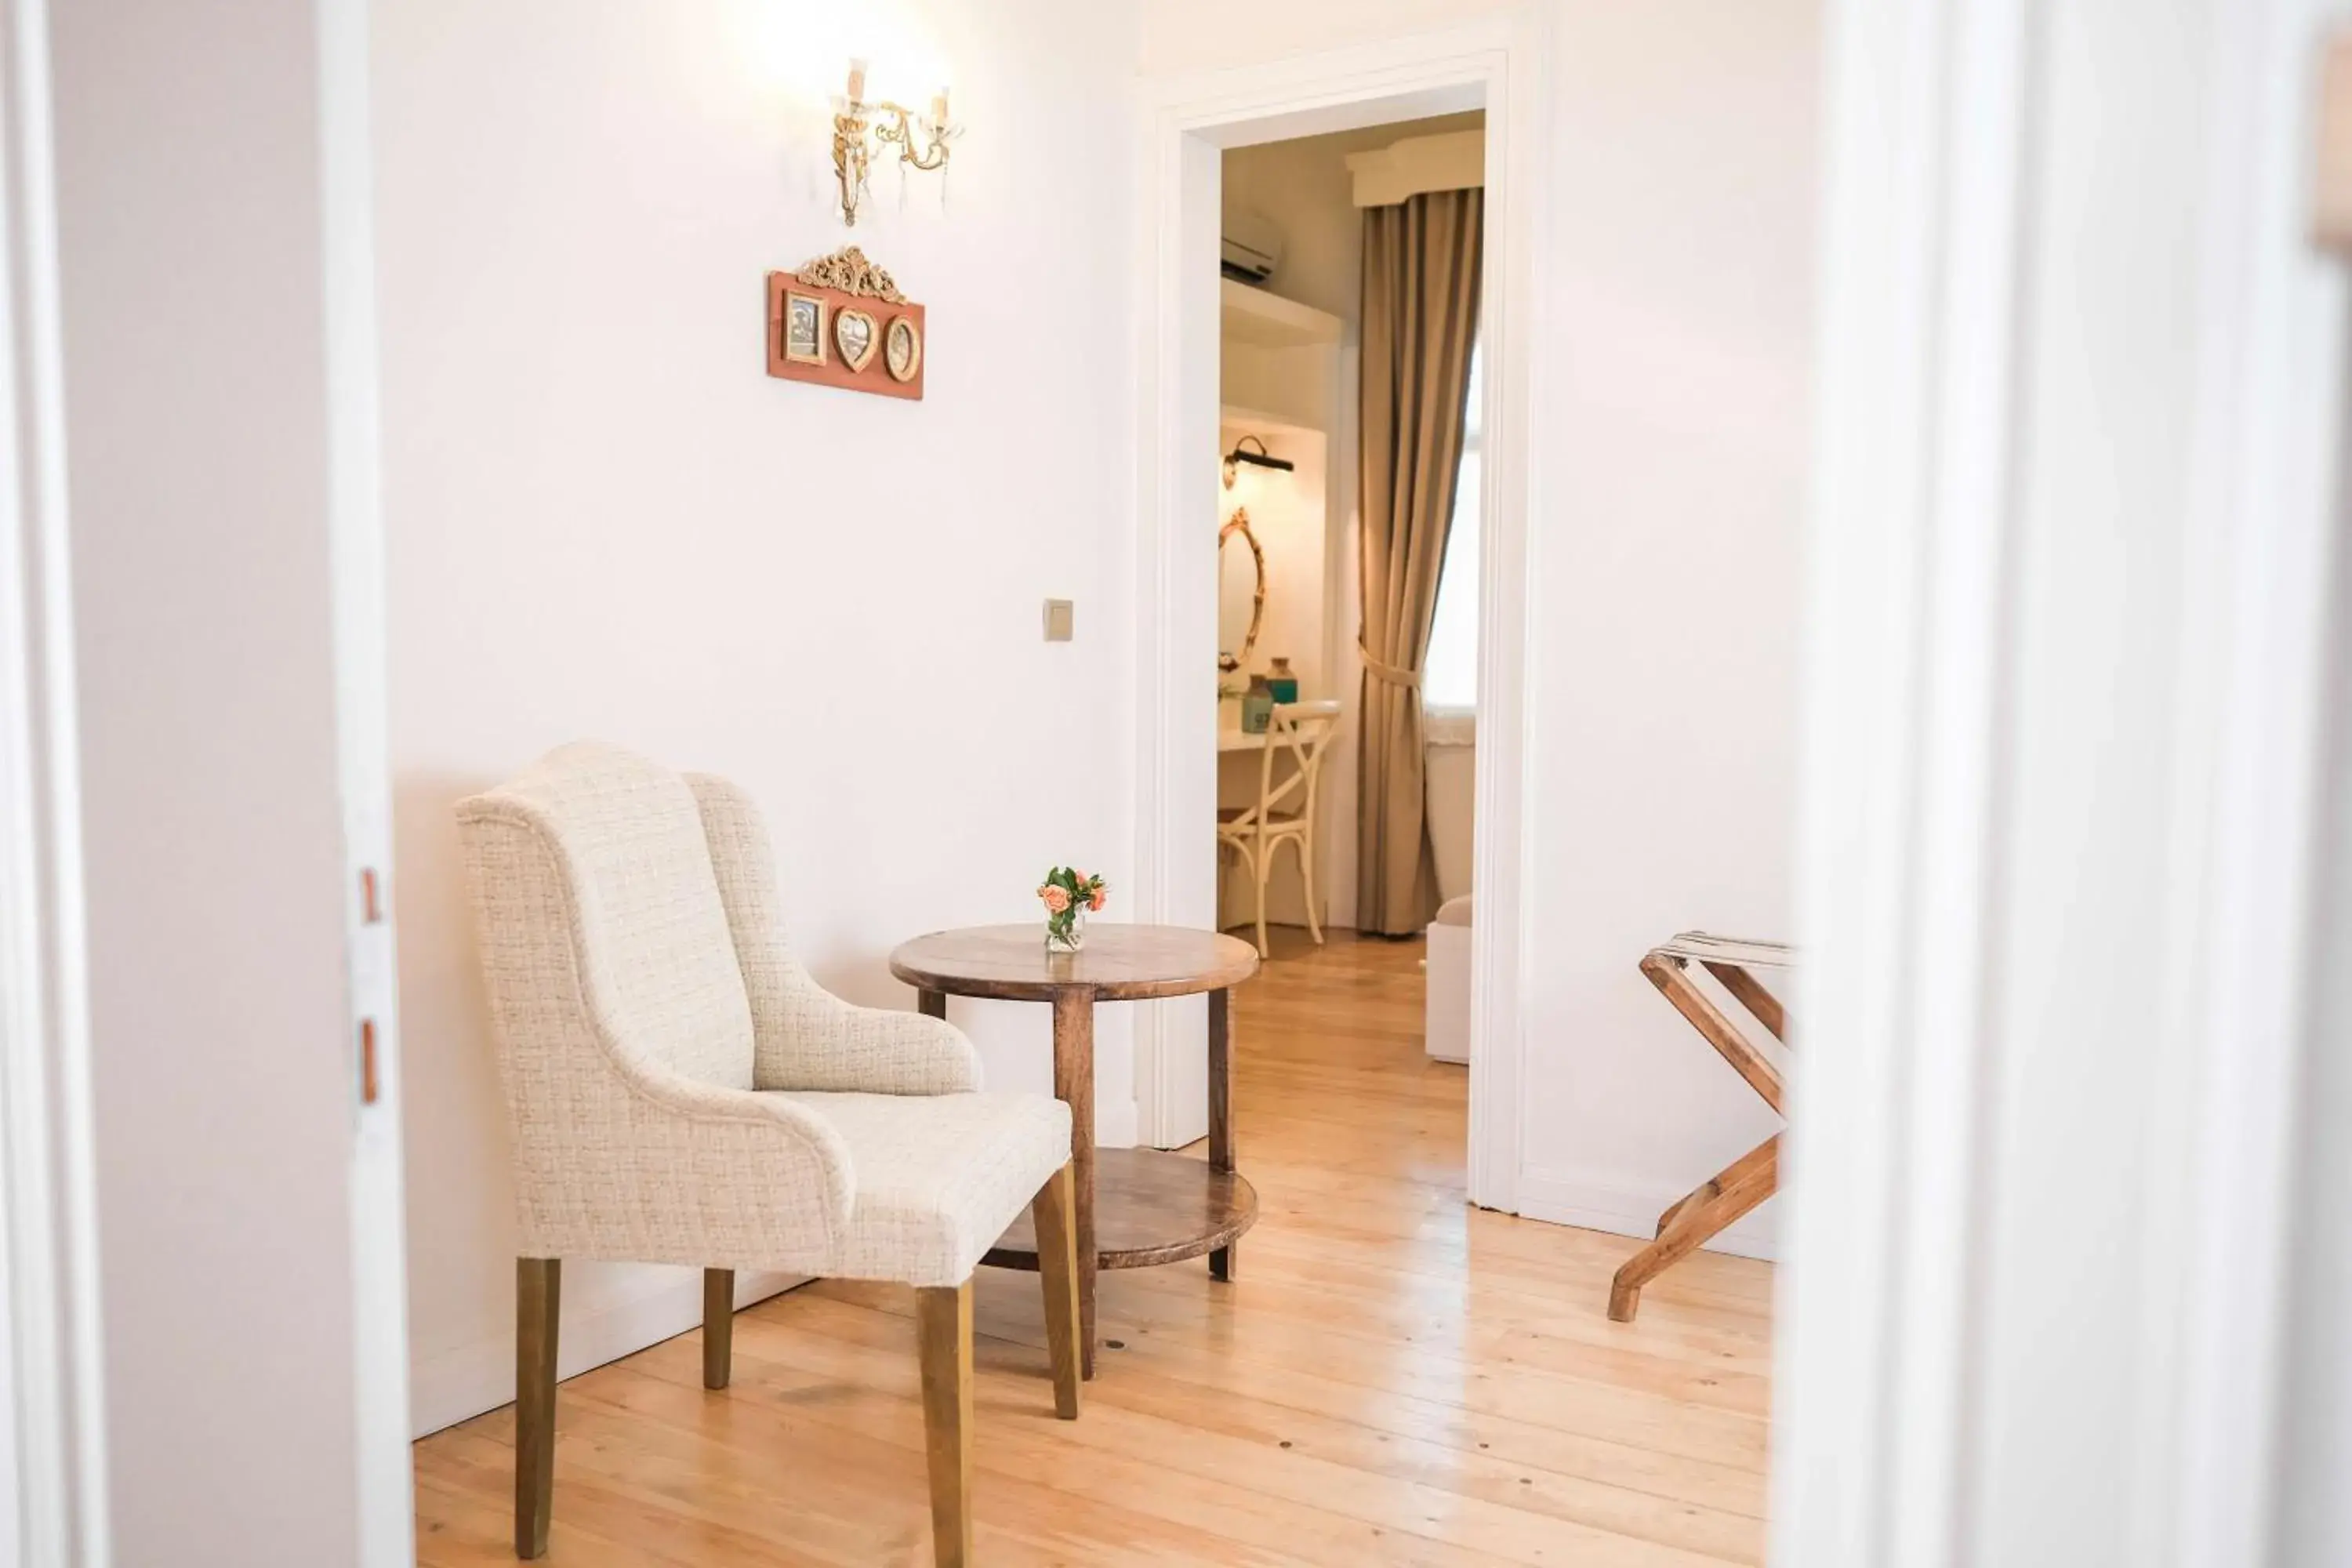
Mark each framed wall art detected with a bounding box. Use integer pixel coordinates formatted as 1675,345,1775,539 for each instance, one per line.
765,246,925,401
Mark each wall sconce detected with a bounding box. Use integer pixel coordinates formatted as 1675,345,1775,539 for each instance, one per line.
1222,434,1295,490
831,59,957,227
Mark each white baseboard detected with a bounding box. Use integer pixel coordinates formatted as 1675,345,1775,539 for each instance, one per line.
408,1266,806,1438
1513,1167,1779,1263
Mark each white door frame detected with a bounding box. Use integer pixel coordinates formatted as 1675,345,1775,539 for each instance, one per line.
316,0,419,1559
1774,0,2349,1561
0,0,112,1558
1129,11,1548,1211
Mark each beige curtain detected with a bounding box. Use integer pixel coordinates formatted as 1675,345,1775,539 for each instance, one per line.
1356,188,1483,935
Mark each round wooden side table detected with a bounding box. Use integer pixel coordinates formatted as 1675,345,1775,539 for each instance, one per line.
887,924,1260,1379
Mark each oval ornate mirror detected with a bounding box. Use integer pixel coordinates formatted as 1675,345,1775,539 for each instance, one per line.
1218,510,1267,673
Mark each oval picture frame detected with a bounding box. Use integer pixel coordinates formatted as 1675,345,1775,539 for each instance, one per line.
884,314,924,383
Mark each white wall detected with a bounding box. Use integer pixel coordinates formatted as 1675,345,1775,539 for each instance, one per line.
1516,0,1816,1251
1145,0,1519,76
49,0,369,1555
377,0,1142,1433
1149,0,1819,1254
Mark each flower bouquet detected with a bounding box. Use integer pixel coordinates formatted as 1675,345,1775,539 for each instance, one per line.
1038,866,1107,953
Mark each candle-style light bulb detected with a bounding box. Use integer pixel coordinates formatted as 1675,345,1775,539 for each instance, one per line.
930,87,950,127
845,59,868,103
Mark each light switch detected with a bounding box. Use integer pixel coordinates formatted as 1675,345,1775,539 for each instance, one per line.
1043,599,1074,641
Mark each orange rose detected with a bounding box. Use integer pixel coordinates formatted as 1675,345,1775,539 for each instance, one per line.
1041,886,1071,913
1087,888,1106,911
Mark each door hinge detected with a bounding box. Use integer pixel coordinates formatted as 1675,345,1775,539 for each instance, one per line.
359,1018,380,1105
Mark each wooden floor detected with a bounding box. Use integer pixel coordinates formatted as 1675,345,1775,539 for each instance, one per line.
414,932,1774,1566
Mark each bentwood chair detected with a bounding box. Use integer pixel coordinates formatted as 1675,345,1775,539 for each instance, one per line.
457,742,1081,1567
1217,698,1343,956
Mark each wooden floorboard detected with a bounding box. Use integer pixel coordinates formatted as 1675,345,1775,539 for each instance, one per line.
412,931,1774,1565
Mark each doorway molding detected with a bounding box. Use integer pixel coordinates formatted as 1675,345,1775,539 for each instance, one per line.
1127,10,1548,1213
0,0,113,1556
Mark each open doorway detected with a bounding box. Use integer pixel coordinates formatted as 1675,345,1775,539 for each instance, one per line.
1130,34,1536,1218
1212,110,1485,959
1206,107,1490,1195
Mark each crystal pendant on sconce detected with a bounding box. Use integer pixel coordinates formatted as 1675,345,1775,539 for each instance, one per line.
826,67,957,227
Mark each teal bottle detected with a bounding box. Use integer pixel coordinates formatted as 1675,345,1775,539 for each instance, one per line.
1266,656,1299,704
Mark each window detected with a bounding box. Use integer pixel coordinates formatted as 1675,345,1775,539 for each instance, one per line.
1420,347,1481,712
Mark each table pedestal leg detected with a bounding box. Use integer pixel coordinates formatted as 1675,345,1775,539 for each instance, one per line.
1207,987,1237,1282
1051,991,1098,1378
918,988,946,1019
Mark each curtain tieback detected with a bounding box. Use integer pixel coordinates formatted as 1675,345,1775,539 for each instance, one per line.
1358,642,1421,688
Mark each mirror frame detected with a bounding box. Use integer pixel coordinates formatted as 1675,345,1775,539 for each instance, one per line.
1218,509,1267,673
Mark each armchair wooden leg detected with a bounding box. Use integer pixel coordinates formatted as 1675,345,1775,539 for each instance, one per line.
916,1281,975,1568
702,1267,734,1390
514,1258,561,1560
1031,1163,1082,1419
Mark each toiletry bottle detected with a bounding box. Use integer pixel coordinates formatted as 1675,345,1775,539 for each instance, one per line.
1242,673,1275,734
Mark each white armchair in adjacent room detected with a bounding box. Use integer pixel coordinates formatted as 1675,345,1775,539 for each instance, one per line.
456,741,1080,1568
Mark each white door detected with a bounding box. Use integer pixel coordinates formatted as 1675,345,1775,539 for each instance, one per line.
2,0,415,1560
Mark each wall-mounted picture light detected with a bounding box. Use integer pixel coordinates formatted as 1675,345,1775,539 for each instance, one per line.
1221,434,1295,490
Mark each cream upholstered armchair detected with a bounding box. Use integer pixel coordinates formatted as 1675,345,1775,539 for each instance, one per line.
457,742,1080,1567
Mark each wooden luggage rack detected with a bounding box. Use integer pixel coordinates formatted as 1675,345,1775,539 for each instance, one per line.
1610,932,1791,1323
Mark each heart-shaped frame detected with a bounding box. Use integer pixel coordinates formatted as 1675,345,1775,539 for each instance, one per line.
833,308,879,372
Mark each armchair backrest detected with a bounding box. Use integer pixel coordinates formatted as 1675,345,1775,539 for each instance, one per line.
457,741,756,1095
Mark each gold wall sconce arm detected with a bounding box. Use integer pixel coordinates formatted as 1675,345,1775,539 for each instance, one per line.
831,59,957,227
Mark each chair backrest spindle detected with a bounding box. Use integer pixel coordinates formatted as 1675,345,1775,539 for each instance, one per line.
1233,699,1342,833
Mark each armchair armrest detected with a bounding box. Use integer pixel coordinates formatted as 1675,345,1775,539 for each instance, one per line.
588,1044,866,1260
686,772,982,1094
507,1018,860,1269
741,982,980,1093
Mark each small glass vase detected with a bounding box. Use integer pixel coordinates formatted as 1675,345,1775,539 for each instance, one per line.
1046,907,1087,953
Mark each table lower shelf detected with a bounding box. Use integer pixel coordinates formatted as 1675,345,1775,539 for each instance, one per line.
984,1147,1258,1272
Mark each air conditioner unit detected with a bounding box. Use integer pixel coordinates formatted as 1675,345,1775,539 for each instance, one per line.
1220,210,1283,285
